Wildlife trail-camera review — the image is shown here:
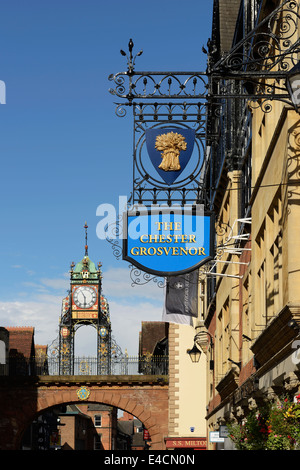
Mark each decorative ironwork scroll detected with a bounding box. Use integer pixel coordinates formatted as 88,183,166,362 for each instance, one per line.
107,0,300,283
109,38,208,104
109,7,300,205
109,39,210,206
207,0,300,112
211,0,300,75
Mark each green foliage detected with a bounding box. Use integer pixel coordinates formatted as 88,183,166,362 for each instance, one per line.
226,394,300,450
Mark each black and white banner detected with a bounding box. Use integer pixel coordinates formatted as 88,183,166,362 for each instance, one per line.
162,270,198,325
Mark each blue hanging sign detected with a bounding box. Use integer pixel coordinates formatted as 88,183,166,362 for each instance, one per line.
123,206,214,276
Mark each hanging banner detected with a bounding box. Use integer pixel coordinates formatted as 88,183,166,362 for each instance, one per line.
162,271,199,325
123,205,214,276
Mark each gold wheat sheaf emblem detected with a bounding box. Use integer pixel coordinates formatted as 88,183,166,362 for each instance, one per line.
155,132,187,172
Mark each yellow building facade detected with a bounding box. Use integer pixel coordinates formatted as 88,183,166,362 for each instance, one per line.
166,322,207,450
201,0,300,449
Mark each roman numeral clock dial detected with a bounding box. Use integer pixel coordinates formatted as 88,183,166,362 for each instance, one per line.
73,286,97,309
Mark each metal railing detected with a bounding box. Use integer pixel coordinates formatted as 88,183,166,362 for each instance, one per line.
1,355,168,377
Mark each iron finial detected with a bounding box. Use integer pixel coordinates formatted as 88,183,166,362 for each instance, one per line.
84,221,88,256
120,38,143,74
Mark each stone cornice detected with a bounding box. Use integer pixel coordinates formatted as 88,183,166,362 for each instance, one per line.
0,374,169,388
251,303,300,368
215,368,239,401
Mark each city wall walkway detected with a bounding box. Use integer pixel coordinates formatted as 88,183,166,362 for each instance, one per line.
0,374,168,450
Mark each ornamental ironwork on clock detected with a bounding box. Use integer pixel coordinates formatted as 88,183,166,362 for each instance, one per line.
56,222,114,375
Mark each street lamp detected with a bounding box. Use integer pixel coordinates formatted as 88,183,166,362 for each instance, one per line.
286,62,300,113
187,330,214,363
187,343,202,363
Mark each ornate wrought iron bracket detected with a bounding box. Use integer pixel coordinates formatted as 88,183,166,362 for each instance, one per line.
110,0,300,114
205,0,300,115
210,0,300,76
106,1,300,284
109,0,300,205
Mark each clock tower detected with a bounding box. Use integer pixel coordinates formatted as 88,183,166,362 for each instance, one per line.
58,222,112,375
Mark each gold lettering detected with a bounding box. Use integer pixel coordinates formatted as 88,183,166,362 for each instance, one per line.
148,234,158,243
189,235,196,242
140,234,148,243
130,245,206,257
174,222,181,230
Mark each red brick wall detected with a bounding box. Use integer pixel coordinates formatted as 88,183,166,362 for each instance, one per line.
60,415,76,450
0,378,168,450
77,404,117,450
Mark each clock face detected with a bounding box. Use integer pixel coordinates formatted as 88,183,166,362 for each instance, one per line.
73,286,97,309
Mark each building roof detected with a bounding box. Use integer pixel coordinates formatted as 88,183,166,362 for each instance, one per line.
118,420,134,436
132,432,145,447
139,322,168,356
6,327,35,358
63,405,93,420
87,404,113,411
219,0,241,52
211,0,241,56
73,256,97,274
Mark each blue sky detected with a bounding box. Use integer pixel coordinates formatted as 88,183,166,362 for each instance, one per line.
0,0,213,355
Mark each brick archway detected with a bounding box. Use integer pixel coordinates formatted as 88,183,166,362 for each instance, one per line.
0,375,168,450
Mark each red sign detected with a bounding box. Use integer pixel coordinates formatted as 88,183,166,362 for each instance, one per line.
165,437,206,450
143,429,150,440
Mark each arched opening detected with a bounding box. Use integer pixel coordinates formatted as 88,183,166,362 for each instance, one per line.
74,324,98,357
20,402,150,451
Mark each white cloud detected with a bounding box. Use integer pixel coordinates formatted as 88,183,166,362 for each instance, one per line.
40,277,69,291
0,300,59,346
108,300,164,355
0,266,165,356
102,267,165,303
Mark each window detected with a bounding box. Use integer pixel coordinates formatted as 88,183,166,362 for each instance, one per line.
242,274,252,364
136,426,143,433
217,298,230,378
94,415,102,427
254,192,282,328
267,197,282,317
94,434,102,450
